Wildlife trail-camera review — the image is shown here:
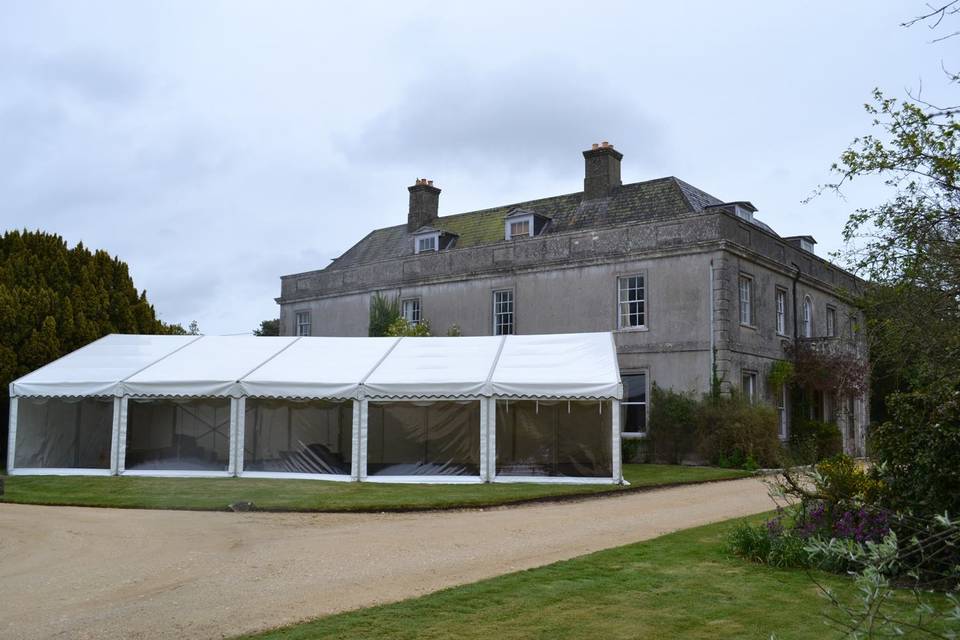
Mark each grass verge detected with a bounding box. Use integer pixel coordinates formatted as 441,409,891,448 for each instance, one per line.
234,514,942,640
0,464,749,512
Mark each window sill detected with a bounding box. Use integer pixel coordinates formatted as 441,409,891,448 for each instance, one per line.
621,432,648,439
739,323,758,330
616,326,649,333
776,331,789,338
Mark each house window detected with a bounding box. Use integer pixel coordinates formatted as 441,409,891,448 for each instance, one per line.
617,274,646,329
803,296,813,338
509,219,530,238
741,370,758,404
493,290,514,335
504,213,537,240
416,235,437,253
734,205,754,222
621,373,648,436
295,311,312,337
777,385,788,439
738,274,754,326
776,288,787,335
401,298,421,325
826,306,836,337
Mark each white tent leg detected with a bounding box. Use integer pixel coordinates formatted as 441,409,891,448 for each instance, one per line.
351,399,361,481
116,397,129,474
110,397,122,475
231,397,245,476
7,397,18,473
479,398,489,482
487,398,497,481
358,399,368,481
611,400,623,484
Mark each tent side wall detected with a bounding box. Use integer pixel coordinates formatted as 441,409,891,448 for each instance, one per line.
362,397,485,484
489,398,620,484
7,333,623,485
236,397,353,481
9,396,114,476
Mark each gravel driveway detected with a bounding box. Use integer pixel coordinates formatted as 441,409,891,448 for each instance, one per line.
0,477,773,640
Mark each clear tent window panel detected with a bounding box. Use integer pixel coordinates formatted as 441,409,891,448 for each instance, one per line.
366,401,481,476
125,398,231,471
15,397,113,469
244,399,352,475
495,400,612,478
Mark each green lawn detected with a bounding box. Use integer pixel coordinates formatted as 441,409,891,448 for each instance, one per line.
0,464,749,512
234,515,942,640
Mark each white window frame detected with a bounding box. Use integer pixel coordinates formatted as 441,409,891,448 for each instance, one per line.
826,305,836,337
803,296,813,338
775,287,787,335
295,311,311,337
738,274,754,327
777,385,788,440
401,297,422,325
414,232,439,254
620,372,648,438
505,214,534,240
741,370,758,404
734,204,754,222
617,273,646,330
492,289,514,335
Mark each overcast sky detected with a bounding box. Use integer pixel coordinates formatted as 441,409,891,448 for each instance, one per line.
1,2,955,334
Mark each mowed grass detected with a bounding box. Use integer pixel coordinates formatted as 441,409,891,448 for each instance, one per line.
0,464,749,512
234,515,945,640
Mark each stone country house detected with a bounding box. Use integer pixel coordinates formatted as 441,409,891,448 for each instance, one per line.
277,143,868,455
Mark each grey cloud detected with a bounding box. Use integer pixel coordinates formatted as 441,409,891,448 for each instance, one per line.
344,63,664,178
1,48,144,105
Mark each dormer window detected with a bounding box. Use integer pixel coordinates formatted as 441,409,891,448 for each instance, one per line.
412,227,457,254
800,238,815,253
734,204,754,222
416,234,438,253
508,218,531,239
504,208,549,240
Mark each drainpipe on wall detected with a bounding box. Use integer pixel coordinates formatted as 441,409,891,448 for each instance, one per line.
790,262,801,344
709,259,715,392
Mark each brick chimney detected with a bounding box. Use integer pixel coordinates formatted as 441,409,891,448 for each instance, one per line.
582,142,622,200
408,178,440,231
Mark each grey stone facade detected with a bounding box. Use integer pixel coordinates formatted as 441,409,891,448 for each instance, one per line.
277,144,868,455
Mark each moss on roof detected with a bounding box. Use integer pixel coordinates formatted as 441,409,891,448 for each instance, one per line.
326,178,724,270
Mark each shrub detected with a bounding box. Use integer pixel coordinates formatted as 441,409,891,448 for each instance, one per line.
870,387,960,517
386,317,432,337
814,454,883,505
368,292,400,337
727,518,811,568
727,521,772,563
697,394,782,469
646,385,698,464
620,438,648,463
788,418,842,464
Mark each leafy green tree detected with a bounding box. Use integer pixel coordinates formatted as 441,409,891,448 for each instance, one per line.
825,4,959,515
0,229,184,462
253,318,280,336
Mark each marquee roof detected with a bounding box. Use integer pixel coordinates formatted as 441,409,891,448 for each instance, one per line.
11,332,622,401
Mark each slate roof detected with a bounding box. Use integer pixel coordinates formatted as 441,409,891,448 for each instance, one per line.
325,177,759,271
